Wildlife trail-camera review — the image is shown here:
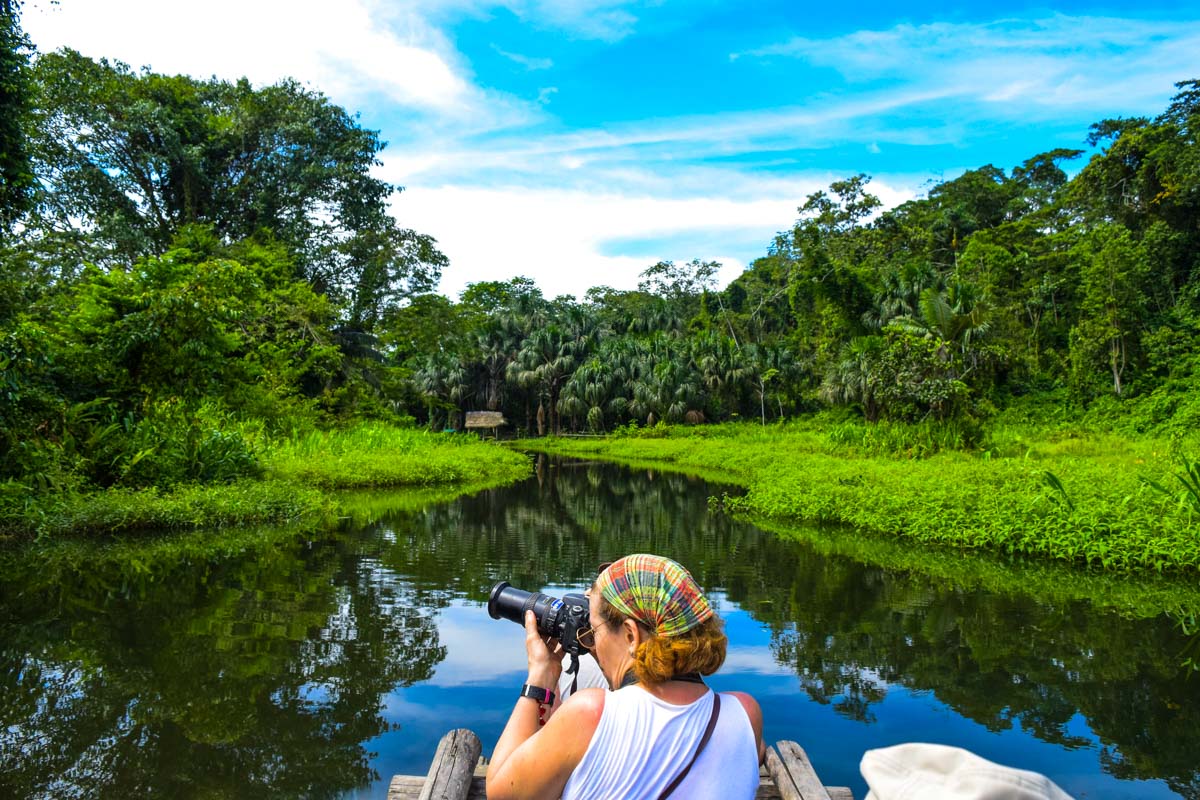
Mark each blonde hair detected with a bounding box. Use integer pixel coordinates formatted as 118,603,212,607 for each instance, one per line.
596,593,728,685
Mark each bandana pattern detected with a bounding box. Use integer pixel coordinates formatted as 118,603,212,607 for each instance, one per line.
596,554,713,638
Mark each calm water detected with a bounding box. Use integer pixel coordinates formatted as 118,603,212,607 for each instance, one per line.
2,457,1198,799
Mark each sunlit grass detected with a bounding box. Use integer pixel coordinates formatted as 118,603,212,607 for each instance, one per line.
264,423,532,488
2,424,532,538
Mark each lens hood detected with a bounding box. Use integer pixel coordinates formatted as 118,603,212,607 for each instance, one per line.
487,581,511,620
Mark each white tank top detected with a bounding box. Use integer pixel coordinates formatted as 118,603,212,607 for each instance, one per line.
561,687,760,800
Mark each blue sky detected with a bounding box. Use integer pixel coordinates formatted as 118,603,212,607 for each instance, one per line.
23,0,1200,299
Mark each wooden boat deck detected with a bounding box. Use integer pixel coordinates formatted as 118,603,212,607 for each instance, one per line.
389,729,852,800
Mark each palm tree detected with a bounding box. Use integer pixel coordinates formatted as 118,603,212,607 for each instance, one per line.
507,325,577,434
892,278,991,358
820,336,885,422
692,331,750,420
475,314,522,411
413,351,469,430
559,356,621,432
863,261,944,330
628,336,701,424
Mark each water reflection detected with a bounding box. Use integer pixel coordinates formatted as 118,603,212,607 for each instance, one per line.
1,533,445,798
2,457,1198,799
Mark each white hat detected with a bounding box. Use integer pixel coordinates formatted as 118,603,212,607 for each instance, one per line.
861,743,1074,800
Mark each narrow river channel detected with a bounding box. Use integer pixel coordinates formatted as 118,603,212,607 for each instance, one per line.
2,456,1198,799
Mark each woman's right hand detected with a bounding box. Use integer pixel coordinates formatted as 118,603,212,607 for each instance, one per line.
524,610,565,689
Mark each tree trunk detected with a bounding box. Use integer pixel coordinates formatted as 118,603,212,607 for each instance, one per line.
1110,336,1125,396
536,402,546,436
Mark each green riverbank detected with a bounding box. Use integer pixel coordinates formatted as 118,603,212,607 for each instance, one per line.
1,424,532,538
517,420,1200,576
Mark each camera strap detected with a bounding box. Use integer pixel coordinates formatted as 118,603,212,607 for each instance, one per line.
658,692,721,800
618,671,704,689
567,653,580,696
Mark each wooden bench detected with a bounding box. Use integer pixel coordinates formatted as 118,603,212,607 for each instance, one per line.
389,729,853,800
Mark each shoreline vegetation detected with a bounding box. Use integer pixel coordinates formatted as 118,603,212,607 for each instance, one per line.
516,415,1200,577
0,424,531,539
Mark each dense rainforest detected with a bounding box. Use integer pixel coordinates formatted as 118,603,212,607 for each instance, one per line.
2,4,1199,544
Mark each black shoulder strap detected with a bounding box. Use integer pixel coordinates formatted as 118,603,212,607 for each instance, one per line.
658,692,721,800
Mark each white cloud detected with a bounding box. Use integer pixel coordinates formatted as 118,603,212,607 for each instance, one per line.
22,0,501,120
734,15,1200,113
492,45,554,71
405,0,643,42
378,85,964,197
389,177,915,300
505,0,640,42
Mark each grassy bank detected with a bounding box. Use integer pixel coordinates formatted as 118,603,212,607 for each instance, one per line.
1,424,531,539
264,424,532,488
518,418,1200,575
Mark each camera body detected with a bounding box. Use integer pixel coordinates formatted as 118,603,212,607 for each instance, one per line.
488,581,590,657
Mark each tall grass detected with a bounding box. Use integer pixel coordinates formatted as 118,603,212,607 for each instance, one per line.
264,423,532,488
3,423,532,538
0,479,330,539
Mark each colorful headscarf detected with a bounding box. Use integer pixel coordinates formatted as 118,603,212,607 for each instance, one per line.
596,554,714,638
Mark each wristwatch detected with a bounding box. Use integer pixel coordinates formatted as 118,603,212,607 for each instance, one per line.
519,683,556,706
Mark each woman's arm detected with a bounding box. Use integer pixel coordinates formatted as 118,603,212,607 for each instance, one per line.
486,688,604,800
729,691,766,764
486,612,604,800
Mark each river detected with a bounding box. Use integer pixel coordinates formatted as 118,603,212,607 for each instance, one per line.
2,456,1197,799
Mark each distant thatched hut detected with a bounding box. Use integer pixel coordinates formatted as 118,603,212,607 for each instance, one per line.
465,411,507,439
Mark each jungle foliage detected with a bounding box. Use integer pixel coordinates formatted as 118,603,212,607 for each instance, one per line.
1,2,1199,546
398,84,1200,442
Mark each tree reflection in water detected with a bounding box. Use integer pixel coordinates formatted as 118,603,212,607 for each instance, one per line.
1,532,446,799
2,456,1198,798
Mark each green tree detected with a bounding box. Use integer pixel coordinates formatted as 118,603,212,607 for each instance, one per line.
25,50,444,316
0,0,34,233
776,175,879,382
1069,226,1149,398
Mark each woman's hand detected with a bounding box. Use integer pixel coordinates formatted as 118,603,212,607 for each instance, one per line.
524,610,565,689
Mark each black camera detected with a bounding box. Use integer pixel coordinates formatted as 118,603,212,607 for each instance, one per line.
488,581,591,658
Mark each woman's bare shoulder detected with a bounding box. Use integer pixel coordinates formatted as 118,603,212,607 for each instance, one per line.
723,691,762,722
559,687,606,724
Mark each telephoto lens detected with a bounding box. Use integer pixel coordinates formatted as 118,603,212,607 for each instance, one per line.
488,581,590,657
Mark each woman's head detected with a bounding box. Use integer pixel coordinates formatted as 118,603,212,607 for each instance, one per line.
588,554,727,685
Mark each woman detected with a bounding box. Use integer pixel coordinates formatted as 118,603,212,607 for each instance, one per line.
487,554,765,800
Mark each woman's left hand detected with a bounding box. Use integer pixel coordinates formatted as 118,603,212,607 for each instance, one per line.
524,610,565,689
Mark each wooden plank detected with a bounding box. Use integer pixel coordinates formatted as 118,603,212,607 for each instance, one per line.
392,771,847,800
388,775,425,800
417,729,483,800
395,732,850,800
776,741,834,800
765,746,804,800
393,773,846,800
755,783,782,799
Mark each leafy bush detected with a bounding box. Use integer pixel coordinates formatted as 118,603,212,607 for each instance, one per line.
115,400,261,487
0,479,329,538
824,417,987,458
